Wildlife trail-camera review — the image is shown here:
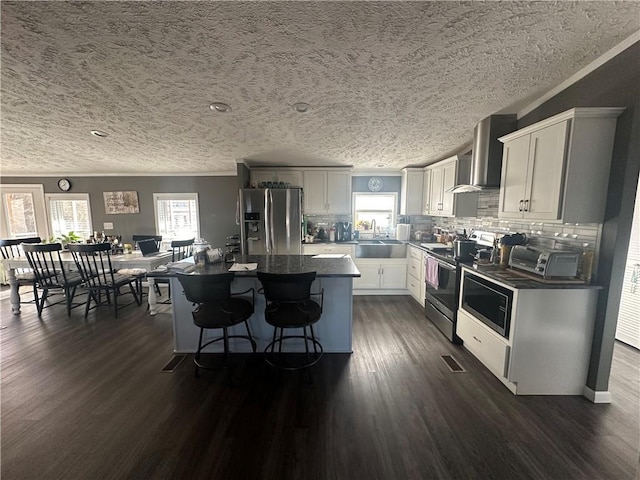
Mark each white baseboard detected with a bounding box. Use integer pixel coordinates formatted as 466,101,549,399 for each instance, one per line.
583,386,613,404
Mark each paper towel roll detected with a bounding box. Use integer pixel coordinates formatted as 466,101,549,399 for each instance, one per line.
396,224,411,241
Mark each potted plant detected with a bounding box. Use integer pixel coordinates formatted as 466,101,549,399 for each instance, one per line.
57,231,83,248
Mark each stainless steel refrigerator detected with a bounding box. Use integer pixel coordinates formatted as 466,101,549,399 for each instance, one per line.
239,188,303,255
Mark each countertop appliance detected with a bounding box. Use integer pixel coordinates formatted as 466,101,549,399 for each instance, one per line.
336,221,353,242
239,188,302,255
424,230,497,343
509,245,580,278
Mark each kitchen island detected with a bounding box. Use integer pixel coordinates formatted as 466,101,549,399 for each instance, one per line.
149,254,360,354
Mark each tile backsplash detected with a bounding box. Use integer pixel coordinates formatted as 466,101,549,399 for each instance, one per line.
406,191,601,253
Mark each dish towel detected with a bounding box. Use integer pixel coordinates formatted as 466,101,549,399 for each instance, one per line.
425,257,439,289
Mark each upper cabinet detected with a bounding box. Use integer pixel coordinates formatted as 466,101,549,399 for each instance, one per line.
427,155,478,217
498,107,625,223
303,169,351,214
400,168,425,215
250,168,303,188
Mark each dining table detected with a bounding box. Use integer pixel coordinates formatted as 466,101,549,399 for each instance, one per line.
1,250,174,315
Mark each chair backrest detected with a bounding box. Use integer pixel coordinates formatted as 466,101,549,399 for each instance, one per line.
67,243,115,287
138,238,160,256
177,272,234,304
171,238,194,261
0,237,42,259
22,242,69,287
257,271,316,303
132,235,162,249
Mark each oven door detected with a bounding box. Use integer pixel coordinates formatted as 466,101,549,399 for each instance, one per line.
425,255,457,320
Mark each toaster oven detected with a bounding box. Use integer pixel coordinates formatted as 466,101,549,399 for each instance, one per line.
509,245,579,278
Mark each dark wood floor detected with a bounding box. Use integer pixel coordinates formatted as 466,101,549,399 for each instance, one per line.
1,293,639,479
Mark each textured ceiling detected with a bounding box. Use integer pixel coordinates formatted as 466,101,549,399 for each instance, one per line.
1,1,638,176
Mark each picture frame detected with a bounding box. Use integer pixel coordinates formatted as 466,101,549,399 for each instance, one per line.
103,191,140,214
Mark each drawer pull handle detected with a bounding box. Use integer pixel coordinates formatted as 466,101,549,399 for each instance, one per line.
473,335,482,343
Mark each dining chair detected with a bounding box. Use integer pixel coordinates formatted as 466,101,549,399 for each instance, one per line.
256,271,324,370
155,238,195,304
68,243,143,318
177,272,256,376
0,237,42,304
21,242,87,317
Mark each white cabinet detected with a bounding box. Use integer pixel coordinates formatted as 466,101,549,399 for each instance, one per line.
498,107,625,223
353,259,407,291
303,244,354,256
406,245,425,305
400,168,424,215
250,168,303,188
303,169,351,214
422,168,432,215
427,155,478,217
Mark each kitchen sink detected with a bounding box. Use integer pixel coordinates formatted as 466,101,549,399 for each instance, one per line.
355,239,407,258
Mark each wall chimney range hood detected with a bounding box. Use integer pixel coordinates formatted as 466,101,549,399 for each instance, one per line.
449,114,518,193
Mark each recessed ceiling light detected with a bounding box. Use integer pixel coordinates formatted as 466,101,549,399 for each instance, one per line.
376,163,387,168
292,102,311,113
90,130,108,138
210,102,232,113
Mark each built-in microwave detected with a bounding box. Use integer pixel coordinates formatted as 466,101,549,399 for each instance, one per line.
461,270,513,338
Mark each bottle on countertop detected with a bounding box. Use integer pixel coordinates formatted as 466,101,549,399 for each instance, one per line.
329,226,336,242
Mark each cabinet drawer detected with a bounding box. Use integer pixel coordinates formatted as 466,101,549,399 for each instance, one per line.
408,256,422,280
407,275,422,301
303,244,353,256
409,246,422,260
457,309,510,378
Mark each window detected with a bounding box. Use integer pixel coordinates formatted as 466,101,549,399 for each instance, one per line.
45,194,93,241
153,193,200,242
353,193,397,238
0,184,49,239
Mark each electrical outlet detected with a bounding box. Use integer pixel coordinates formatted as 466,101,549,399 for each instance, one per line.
103,222,114,230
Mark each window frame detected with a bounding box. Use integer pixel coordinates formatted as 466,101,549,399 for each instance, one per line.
352,192,398,237
45,193,93,241
0,183,49,239
153,192,200,243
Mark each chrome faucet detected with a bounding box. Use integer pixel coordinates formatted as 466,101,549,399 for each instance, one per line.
371,219,377,238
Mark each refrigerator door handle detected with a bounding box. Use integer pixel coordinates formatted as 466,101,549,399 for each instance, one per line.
285,189,291,251
264,189,271,254
269,189,275,254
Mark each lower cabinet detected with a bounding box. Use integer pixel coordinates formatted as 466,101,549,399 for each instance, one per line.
353,259,407,290
407,246,425,305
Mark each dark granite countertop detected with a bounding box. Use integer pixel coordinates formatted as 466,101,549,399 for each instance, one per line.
148,254,361,278
461,264,601,290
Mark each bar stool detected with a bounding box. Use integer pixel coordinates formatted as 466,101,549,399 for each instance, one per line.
257,271,324,370
176,272,256,376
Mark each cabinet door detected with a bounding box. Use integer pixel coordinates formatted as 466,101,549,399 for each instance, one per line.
524,121,568,220
407,273,422,303
440,160,457,215
380,263,407,289
353,263,381,289
429,166,443,215
303,171,328,213
326,171,351,214
422,168,432,215
401,170,424,215
499,135,530,218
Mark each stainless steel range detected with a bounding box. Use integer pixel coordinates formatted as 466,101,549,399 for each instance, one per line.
423,231,496,343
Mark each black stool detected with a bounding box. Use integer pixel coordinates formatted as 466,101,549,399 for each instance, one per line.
257,271,324,370
177,272,256,376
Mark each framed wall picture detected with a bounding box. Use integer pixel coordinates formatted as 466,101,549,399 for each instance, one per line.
103,191,140,214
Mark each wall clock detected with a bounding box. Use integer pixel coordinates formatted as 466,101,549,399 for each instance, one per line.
368,176,383,192
57,178,71,191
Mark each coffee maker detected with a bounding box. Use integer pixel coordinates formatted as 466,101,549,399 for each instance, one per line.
336,222,353,242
